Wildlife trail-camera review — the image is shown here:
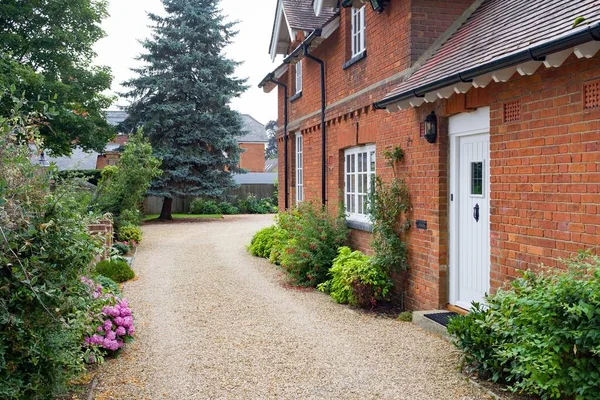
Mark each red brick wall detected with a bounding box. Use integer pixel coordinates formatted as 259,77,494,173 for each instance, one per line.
274,0,600,310
239,142,265,172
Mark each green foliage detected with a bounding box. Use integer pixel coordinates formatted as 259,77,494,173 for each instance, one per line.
117,225,143,244
369,148,411,273
94,260,135,283
190,198,221,215
121,0,248,219
0,107,103,398
218,201,239,215
112,242,130,256
56,169,103,186
276,202,349,286
447,253,600,399
0,1,115,155
248,226,277,258
318,247,392,308
397,311,412,322
94,129,161,226
93,275,121,295
237,194,277,214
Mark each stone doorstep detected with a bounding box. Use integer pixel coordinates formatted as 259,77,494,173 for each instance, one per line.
412,310,452,342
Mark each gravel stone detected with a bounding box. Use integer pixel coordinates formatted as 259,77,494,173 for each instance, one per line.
93,214,493,400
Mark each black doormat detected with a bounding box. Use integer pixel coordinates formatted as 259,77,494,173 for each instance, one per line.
423,312,458,327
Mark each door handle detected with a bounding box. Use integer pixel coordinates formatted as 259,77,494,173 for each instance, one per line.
473,204,480,222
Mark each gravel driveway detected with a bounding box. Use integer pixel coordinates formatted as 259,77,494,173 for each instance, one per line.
94,214,492,400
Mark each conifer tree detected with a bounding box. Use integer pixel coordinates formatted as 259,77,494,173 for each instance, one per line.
122,0,247,220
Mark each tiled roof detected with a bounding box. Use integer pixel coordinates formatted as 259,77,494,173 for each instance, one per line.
238,114,268,143
282,0,338,30
233,172,277,185
380,0,600,103
105,110,128,126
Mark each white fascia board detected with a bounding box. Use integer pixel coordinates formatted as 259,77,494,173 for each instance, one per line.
314,0,324,16
322,16,340,39
269,2,292,62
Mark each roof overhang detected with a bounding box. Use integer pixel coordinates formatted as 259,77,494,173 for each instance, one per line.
260,16,340,93
269,1,296,61
375,22,600,112
313,0,338,16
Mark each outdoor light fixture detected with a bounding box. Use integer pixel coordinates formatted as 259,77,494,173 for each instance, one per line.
341,0,389,13
424,111,437,144
38,151,50,167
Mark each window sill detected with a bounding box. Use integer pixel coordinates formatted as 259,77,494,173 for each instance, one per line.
345,219,373,233
342,50,367,70
290,91,302,102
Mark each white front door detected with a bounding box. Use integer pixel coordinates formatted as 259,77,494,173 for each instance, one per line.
449,107,491,310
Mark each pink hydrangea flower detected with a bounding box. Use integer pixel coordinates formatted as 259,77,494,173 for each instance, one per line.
115,326,126,336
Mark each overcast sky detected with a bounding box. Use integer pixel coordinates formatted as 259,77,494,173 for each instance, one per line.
93,0,279,125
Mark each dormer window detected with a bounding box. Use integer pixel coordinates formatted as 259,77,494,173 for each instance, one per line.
351,6,366,57
295,60,303,95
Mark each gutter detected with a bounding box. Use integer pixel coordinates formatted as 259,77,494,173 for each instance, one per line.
303,36,327,207
263,74,290,209
374,21,600,109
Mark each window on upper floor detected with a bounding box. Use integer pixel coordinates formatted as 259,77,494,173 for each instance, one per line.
344,144,375,223
351,6,366,58
295,133,304,204
295,60,303,95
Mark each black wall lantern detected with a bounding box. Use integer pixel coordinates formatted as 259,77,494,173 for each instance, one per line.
424,111,437,144
341,0,389,13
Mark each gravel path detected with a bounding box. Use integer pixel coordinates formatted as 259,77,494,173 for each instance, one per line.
94,215,492,400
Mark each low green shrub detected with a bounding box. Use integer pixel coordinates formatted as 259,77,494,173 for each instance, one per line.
447,252,600,399
237,194,276,214
92,275,121,295
318,247,392,308
117,225,142,244
249,226,276,258
397,311,412,322
276,202,348,286
190,198,220,214
118,208,143,227
218,201,239,215
94,260,135,283
112,242,130,255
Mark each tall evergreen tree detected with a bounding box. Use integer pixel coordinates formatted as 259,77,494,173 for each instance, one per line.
265,120,278,159
122,0,247,220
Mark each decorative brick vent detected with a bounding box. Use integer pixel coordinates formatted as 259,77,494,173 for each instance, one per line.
503,100,521,123
583,81,600,109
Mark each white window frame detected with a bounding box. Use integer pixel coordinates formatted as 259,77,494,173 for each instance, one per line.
295,133,304,204
351,6,366,58
295,60,303,95
344,144,375,223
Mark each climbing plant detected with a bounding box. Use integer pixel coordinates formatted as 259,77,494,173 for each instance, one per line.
368,146,411,273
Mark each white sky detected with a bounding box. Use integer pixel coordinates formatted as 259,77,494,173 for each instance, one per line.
93,0,279,125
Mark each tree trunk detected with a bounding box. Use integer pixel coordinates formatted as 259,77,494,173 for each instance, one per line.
159,197,173,220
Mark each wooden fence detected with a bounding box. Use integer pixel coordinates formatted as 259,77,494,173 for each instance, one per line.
143,184,276,214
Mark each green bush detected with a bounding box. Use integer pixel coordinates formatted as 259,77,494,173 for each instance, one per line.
236,194,276,214
112,242,130,255
94,260,135,283
276,202,348,286
249,225,276,258
56,169,102,185
190,198,220,214
447,253,600,399
118,208,142,227
93,274,121,295
218,201,239,215
0,105,103,398
318,247,392,308
117,225,142,244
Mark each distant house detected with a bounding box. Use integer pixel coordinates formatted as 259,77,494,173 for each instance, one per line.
238,114,268,172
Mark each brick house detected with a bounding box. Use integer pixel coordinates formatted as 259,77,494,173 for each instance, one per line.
238,114,269,172
259,0,600,311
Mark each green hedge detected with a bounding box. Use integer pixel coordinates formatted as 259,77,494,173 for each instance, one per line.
94,260,135,283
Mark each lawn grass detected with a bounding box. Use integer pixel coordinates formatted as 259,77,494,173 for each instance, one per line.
143,213,222,221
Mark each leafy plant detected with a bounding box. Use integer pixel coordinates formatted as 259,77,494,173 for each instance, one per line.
318,247,392,308
117,225,143,244
369,148,411,273
94,260,135,283
236,194,275,214
448,252,600,399
218,201,239,215
277,202,349,286
93,275,121,295
112,242,130,256
190,198,221,215
248,226,277,258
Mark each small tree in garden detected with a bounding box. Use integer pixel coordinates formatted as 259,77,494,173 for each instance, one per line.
121,0,248,220
94,129,161,226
